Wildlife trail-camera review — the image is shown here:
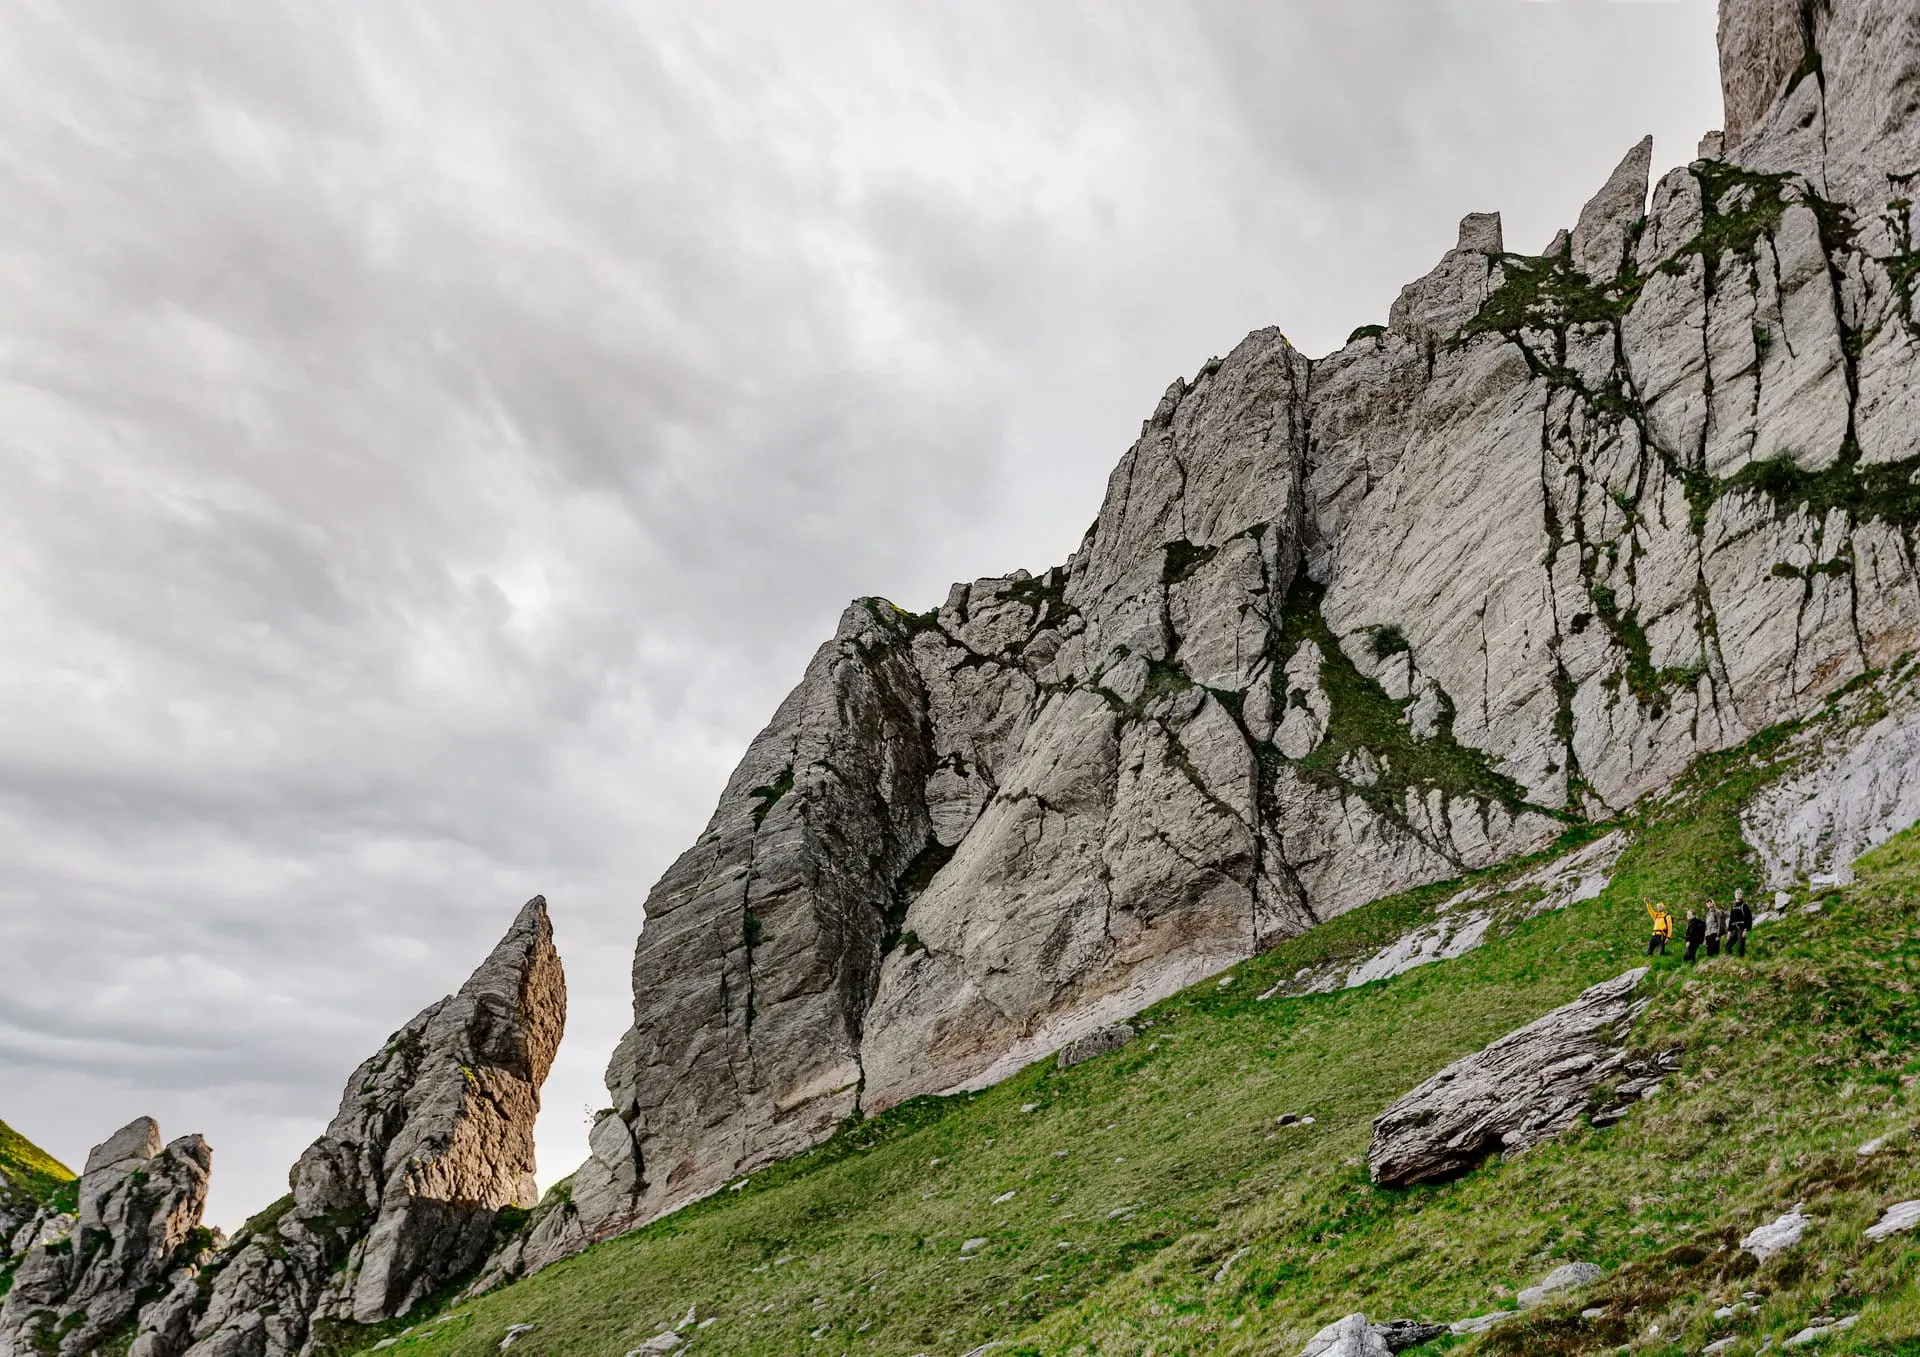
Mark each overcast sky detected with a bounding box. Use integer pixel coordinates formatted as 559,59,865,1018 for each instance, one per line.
0,0,1722,1229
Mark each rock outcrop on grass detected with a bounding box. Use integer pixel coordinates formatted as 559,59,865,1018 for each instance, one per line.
0,1118,214,1357
1368,969,1672,1187
1518,1261,1605,1308
541,0,1920,1258
1298,1313,1448,1356
136,897,564,1357
1057,1026,1137,1070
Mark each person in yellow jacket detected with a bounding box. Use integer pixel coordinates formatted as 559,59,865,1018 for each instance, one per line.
1645,901,1674,956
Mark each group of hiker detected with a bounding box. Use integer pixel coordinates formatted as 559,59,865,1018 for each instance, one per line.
1644,890,1754,961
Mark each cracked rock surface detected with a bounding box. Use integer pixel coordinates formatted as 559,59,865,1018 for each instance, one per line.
1368,969,1671,1187
549,0,1920,1261
141,897,564,1357
0,1119,214,1357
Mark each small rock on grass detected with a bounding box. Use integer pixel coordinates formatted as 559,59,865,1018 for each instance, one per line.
1865,1200,1920,1240
1518,1261,1603,1308
1211,1247,1250,1284
1741,1207,1811,1261
1449,1312,1511,1335
1784,1314,1857,1347
499,1325,534,1351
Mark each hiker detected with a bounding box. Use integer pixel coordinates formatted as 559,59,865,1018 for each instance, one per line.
1705,899,1728,957
1645,901,1673,955
1728,889,1753,957
1683,908,1707,962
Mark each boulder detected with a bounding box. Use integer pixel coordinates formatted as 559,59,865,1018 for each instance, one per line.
1517,1261,1604,1308
1372,1319,1448,1352
1370,970,1668,1187
142,896,564,1357
0,1120,213,1357
1741,1206,1811,1261
1299,1314,1390,1357
1057,1026,1137,1070
1296,1314,1446,1356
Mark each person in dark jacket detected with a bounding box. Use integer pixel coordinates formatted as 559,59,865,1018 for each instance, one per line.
1683,908,1708,961
1727,889,1753,956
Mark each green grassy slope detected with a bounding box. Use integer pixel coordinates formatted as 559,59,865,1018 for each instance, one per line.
0,1118,75,1210
352,709,1920,1357
1,1117,76,1299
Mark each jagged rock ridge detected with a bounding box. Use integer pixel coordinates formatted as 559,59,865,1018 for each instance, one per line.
131,897,564,1357
521,0,1920,1267
0,1119,214,1357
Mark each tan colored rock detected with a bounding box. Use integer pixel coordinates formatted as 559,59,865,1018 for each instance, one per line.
146,897,564,1357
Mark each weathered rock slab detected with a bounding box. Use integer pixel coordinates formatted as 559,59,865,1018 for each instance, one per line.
1369,970,1663,1187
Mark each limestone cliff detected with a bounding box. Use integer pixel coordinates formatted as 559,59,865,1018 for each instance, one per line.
136,897,564,1357
0,1119,214,1357
526,0,1920,1267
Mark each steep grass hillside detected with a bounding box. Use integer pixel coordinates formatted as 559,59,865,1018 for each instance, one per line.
0,1117,76,1299
343,705,1920,1357
0,1119,73,1210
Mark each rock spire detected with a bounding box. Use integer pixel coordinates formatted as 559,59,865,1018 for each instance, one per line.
138,896,564,1357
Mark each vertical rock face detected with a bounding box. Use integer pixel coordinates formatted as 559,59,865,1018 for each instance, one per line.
547,0,1920,1263
1718,0,1813,148
149,897,564,1357
0,1119,214,1357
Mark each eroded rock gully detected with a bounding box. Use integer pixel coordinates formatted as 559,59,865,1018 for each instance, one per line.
510,0,1920,1269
